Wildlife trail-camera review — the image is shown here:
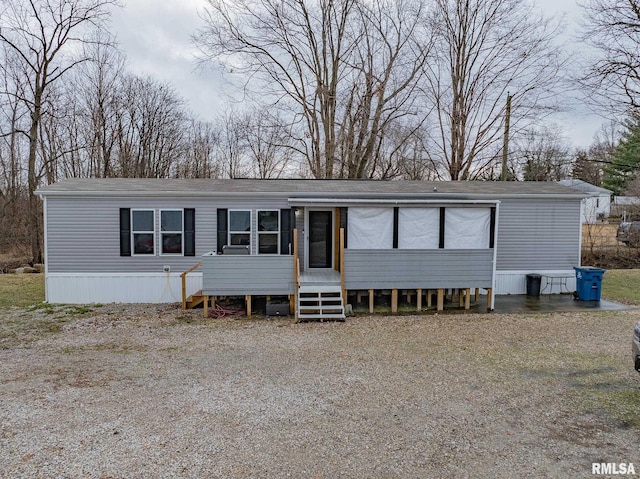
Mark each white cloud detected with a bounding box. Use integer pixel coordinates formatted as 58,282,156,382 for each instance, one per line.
111,0,228,120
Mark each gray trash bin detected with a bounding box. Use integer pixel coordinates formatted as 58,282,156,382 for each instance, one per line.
526,274,541,296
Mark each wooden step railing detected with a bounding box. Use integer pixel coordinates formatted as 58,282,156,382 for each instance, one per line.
180,262,202,310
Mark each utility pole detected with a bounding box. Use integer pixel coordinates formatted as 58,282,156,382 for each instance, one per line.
501,92,512,181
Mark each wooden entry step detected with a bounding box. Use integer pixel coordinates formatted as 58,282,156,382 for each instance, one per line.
297,286,345,321
186,290,205,309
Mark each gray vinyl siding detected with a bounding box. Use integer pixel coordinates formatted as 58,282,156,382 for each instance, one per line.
496,199,581,271
46,194,582,279
202,255,294,295
46,196,289,273
344,249,493,289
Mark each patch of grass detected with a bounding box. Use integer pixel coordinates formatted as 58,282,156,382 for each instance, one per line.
63,305,94,315
0,301,101,349
0,274,44,309
601,269,640,304
0,315,69,349
26,302,56,313
509,348,640,428
26,303,97,315
572,374,640,428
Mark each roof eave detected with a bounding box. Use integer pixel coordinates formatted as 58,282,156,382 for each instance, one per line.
36,189,587,200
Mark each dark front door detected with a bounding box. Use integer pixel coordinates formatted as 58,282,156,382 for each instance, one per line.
308,210,333,268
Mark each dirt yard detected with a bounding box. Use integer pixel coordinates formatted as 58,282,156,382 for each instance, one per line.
582,223,622,248
581,223,640,268
1,304,639,478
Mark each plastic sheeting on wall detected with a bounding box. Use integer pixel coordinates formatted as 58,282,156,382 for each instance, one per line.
348,207,394,249
444,208,491,249
398,208,440,249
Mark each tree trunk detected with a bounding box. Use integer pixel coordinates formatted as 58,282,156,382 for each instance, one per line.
28,89,43,264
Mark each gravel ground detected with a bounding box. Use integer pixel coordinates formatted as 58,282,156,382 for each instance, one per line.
1,304,639,478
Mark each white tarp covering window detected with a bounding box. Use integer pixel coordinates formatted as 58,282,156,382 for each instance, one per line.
348,207,394,249
398,208,440,249
444,208,491,249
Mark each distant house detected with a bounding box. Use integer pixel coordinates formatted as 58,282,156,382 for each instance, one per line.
612,196,640,221
558,179,611,224
37,179,585,317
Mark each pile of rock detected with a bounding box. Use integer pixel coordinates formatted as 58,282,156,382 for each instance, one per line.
2,263,44,274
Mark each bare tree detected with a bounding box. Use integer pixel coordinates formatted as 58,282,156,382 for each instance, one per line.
176,119,222,179
515,127,572,181
423,0,565,180
335,0,432,178
73,34,126,178
215,109,250,179
573,149,602,185
581,0,640,113
0,54,30,253
368,122,440,180
196,0,430,179
0,48,29,202
115,75,186,178
0,0,118,262
244,109,293,179
38,84,80,184
196,0,355,178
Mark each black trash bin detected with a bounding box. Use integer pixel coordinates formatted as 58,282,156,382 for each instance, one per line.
526,274,542,296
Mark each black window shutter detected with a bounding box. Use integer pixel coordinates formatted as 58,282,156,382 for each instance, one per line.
489,207,496,249
439,207,446,249
120,208,131,256
217,208,228,254
280,209,292,255
393,207,399,249
184,208,196,256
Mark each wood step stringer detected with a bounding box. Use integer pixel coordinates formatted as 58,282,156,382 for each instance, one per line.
186,290,205,309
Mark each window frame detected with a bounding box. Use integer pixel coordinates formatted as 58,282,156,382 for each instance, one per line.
257,209,281,255
160,208,184,256
228,209,252,249
131,208,156,256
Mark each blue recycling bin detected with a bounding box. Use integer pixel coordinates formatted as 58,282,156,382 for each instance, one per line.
574,266,606,301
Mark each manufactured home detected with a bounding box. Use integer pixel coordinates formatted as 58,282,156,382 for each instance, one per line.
37,179,585,318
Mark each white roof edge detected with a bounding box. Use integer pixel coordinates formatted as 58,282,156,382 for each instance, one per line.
36,190,586,200
288,198,500,205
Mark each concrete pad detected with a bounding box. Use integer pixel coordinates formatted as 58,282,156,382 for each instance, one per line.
492,294,631,314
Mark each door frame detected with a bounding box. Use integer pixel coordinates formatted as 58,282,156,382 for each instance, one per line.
304,208,335,270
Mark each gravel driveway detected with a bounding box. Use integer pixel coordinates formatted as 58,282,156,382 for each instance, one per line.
1,304,639,478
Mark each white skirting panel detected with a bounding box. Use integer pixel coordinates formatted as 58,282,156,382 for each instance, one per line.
46,273,203,304
47,270,576,302
495,270,577,295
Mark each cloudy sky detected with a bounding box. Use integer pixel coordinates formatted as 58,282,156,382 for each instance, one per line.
110,0,601,149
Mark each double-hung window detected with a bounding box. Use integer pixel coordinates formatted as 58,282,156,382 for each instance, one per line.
229,210,251,246
160,209,183,255
258,210,279,254
132,209,155,255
